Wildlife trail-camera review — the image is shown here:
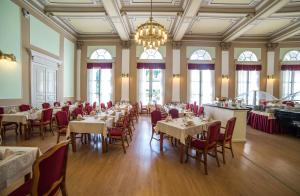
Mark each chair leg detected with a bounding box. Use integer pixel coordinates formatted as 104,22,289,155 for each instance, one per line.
222,144,226,164
60,181,68,196
230,141,234,158
57,133,60,144
125,134,129,146
150,129,154,143
215,147,220,167
121,135,126,154
204,152,208,175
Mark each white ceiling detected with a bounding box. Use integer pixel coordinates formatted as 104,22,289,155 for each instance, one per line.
34,0,300,42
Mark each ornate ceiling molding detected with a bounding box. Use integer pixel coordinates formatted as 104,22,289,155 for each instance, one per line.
265,43,278,51
172,41,182,49
219,42,231,50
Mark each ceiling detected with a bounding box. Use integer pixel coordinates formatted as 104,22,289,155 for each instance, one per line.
29,0,300,43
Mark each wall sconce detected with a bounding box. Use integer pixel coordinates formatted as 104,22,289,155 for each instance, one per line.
122,73,129,78
267,75,274,80
222,74,229,80
173,74,180,78
0,50,16,62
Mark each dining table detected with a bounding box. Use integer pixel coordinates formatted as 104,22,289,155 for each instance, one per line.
155,117,213,163
0,146,40,193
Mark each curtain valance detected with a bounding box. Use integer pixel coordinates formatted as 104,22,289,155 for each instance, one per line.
187,63,215,70
236,64,261,71
137,63,165,69
281,64,300,71
87,63,112,69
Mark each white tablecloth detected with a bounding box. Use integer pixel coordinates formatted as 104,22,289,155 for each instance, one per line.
155,117,211,144
0,112,41,124
66,116,113,138
0,146,40,191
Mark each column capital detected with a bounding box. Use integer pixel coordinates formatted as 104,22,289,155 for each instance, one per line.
172,41,182,49
76,41,83,50
266,43,278,51
121,41,131,49
219,42,231,51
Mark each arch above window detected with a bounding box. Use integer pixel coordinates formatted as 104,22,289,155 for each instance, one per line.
140,49,163,60
90,49,112,60
283,50,300,61
189,49,212,61
237,50,258,62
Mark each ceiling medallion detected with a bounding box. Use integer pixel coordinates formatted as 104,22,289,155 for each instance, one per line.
134,0,167,50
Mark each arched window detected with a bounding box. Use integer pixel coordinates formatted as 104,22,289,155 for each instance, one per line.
281,50,300,98
283,50,300,61
138,49,164,105
236,50,259,105
238,50,258,62
140,49,163,60
90,49,112,60
88,49,113,104
188,49,214,105
190,49,212,61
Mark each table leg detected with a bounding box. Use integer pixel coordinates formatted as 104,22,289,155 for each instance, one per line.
160,132,164,151
71,133,76,152
101,134,107,153
24,173,31,182
180,143,184,163
24,124,30,140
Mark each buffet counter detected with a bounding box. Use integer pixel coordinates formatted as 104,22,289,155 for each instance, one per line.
203,104,249,142
247,110,279,134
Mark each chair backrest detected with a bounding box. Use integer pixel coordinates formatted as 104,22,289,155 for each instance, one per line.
151,110,162,127
72,107,83,118
169,108,179,119
61,106,69,118
0,107,4,114
185,103,189,110
85,102,90,107
93,102,97,109
224,117,236,141
189,104,194,111
193,105,198,115
77,103,83,109
31,141,69,196
100,103,106,109
55,111,69,129
85,105,93,115
206,121,221,149
66,101,72,105
19,104,30,112
54,102,60,107
198,106,204,116
42,103,50,109
107,101,113,109
41,109,53,123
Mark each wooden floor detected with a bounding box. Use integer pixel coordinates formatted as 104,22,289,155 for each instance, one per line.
2,116,300,196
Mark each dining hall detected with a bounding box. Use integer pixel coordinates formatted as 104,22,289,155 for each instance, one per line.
0,0,300,195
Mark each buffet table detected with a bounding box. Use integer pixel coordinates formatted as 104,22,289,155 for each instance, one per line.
203,104,249,142
247,111,280,134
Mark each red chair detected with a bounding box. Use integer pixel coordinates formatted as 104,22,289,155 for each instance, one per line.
0,107,19,139
107,101,113,109
100,103,106,110
84,105,93,115
85,102,90,107
19,104,30,112
93,102,97,109
193,105,198,115
185,103,190,110
54,102,61,107
169,108,179,119
72,107,83,119
8,141,69,196
198,106,204,117
42,103,51,109
140,101,149,114
186,121,221,175
55,111,69,143
217,117,236,164
66,101,72,105
108,115,130,153
150,110,162,143
30,109,53,139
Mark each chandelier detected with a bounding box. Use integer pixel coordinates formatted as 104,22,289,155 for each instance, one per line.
134,0,167,50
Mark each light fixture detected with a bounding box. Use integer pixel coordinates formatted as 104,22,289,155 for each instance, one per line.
267,75,274,80
173,74,180,78
134,0,167,50
122,73,129,78
222,75,229,80
0,50,16,62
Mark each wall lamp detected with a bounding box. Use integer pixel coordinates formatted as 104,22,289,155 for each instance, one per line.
0,50,16,62
173,74,180,78
222,74,229,80
122,73,129,78
267,75,274,80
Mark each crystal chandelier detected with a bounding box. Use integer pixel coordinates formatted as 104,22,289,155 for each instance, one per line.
134,0,167,50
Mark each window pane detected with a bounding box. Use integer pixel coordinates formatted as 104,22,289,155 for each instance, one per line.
201,70,213,104
294,71,300,93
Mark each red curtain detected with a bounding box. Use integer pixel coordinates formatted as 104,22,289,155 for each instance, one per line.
236,64,261,71
187,63,215,70
137,63,165,69
281,64,300,71
87,63,112,69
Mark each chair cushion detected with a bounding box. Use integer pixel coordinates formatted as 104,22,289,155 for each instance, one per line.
109,128,122,136
191,139,206,150
8,179,32,196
